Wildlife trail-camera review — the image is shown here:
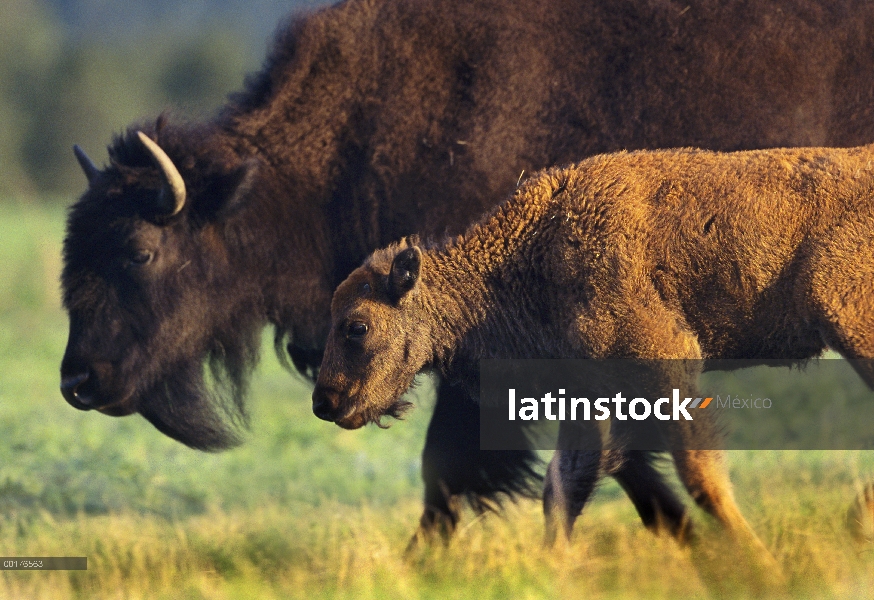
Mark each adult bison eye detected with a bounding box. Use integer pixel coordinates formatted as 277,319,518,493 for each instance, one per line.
346,321,368,339
128,250,153,266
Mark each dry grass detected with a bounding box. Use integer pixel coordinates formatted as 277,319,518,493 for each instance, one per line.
2,474,874,599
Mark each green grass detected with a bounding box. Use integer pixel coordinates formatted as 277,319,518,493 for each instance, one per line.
1,202,874,598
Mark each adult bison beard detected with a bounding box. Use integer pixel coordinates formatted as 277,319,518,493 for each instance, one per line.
138,334,259,451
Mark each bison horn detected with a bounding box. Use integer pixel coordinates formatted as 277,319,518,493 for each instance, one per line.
136,131,186,216
73,145,100,183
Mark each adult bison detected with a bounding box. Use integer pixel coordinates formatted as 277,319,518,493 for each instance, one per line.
62,0,874,546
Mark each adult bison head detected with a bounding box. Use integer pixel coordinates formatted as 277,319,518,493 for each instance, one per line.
61,123,260,450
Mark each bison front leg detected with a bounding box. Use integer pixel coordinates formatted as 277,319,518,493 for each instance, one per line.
656,359,783,588
407,378,541,554
407,478,459,555
669,446,786,592
610,450,693,543
670,448,763,546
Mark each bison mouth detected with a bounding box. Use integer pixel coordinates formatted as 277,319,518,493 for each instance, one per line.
60,353,250,450
335,411,369,430
61,362,138,415
313,383,414,430
334,396,414,430
96,401,138,417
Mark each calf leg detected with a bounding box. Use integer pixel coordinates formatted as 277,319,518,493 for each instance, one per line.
656,373,783,589
813,290,874,388
670,446,786,592
546,448,693,544
652,365,775,559
670,448,763,546
587,298,776,555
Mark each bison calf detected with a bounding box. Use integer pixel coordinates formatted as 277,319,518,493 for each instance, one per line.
314,144,874,570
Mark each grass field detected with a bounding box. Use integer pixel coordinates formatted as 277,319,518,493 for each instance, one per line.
2,202,874,599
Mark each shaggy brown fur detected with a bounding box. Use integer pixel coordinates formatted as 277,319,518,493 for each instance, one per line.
315,144,874,566
63,0,874,548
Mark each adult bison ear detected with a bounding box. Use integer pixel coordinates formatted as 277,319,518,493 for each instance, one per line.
202,159,259,221
388,247,421,303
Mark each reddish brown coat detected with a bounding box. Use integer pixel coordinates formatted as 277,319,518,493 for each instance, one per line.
315,144,874,573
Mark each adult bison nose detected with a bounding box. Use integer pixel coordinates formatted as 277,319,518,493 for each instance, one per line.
60,371,93,409
312,386,342,421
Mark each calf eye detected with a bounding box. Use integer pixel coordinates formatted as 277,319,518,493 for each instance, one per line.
346,321,368,339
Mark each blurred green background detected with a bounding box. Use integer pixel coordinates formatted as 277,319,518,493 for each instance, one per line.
0,0,327,201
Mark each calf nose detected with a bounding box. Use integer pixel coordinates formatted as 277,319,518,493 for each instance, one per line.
312,386,341,421
60,371,92,408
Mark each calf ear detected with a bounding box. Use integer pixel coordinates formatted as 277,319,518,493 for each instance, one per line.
388,247,421,302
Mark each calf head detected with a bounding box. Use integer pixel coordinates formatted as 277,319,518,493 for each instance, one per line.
313,242,430,429
61,122,259,450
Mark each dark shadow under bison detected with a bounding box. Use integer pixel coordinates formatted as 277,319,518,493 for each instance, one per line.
62,0,874,549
